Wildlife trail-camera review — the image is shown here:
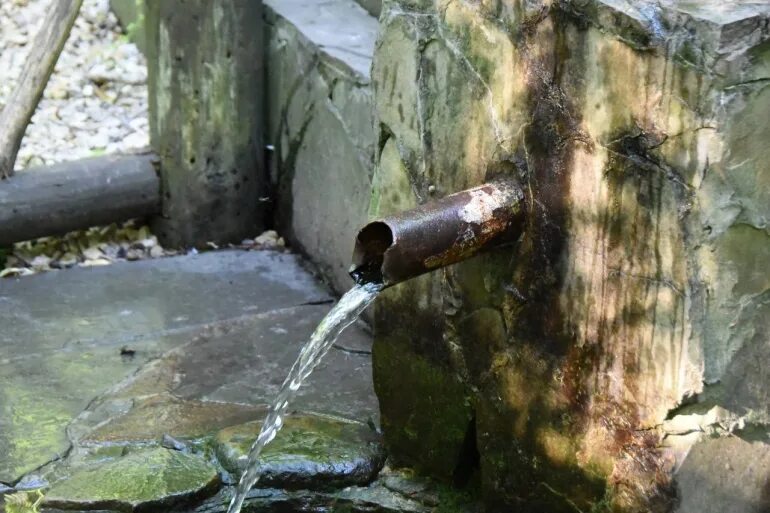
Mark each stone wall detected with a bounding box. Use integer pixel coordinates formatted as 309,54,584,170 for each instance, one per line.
109,0,769,510
369,1,770,511
265,0,379,293
110,0,145,51
112,0,379,292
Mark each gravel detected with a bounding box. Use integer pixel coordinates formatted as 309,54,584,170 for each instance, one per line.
0,0,156,275
0,0,150,171
0,0,286,278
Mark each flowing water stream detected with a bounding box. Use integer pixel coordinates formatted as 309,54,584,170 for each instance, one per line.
226,281,383,513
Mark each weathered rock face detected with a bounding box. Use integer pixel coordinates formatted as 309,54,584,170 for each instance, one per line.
370,0,770,511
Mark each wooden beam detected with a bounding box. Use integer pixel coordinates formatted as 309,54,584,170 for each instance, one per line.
146,0,267,248
0,0,84,179
0,154,160,247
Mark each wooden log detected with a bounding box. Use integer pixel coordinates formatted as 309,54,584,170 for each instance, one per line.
0,0,83,179
146,0,267,248
0,154,160,247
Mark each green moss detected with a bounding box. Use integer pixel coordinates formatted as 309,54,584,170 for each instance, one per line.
373,335,473,481
0,349,141,483
45,448,219,511
214,414,384,490
217,415,380,471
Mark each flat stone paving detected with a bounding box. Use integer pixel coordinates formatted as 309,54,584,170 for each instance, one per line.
0,249,415,512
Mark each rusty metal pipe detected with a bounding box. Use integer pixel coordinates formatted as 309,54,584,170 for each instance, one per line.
350,179,525,287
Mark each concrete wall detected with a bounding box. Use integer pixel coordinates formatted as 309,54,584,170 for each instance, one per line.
264,0,379,293
112,0,380,291
369,1,770,511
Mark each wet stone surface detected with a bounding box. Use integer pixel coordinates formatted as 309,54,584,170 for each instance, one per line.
0,249,419,512
214,414,386,490
192,465,480,513
0,250,332,484
44,448,220,512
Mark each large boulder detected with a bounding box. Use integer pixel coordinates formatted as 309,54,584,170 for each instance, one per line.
369,0,770,511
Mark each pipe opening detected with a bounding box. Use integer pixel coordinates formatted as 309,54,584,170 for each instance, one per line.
350,221,393,285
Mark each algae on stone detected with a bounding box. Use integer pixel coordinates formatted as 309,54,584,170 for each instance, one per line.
45,448,219,512
214,414,385,491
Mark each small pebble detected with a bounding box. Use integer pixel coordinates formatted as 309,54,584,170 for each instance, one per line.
82,247,104,260
29,255,51,270
138,236,157,249
255,230,279,246
79,257,111,267
160,434,188,452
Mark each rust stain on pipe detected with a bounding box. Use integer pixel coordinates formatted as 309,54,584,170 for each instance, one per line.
350,179,525,287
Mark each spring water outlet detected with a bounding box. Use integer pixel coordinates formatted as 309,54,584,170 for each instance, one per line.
350,178,526,287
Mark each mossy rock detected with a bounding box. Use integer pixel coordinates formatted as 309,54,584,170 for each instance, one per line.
214,414,385,491
372,332,474,482
44,448,220,512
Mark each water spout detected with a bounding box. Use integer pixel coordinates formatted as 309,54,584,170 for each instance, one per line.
350,179,525,287
227,179,525,513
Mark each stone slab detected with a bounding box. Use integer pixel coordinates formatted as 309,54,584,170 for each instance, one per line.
569,0,770,74
191,465,480,513
78,304,378,442
45,448,220,512
0,250,331,358
214,414,385,490
355,0,382,18
0,250,351,484
675,436,770,513
81,396,266,444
